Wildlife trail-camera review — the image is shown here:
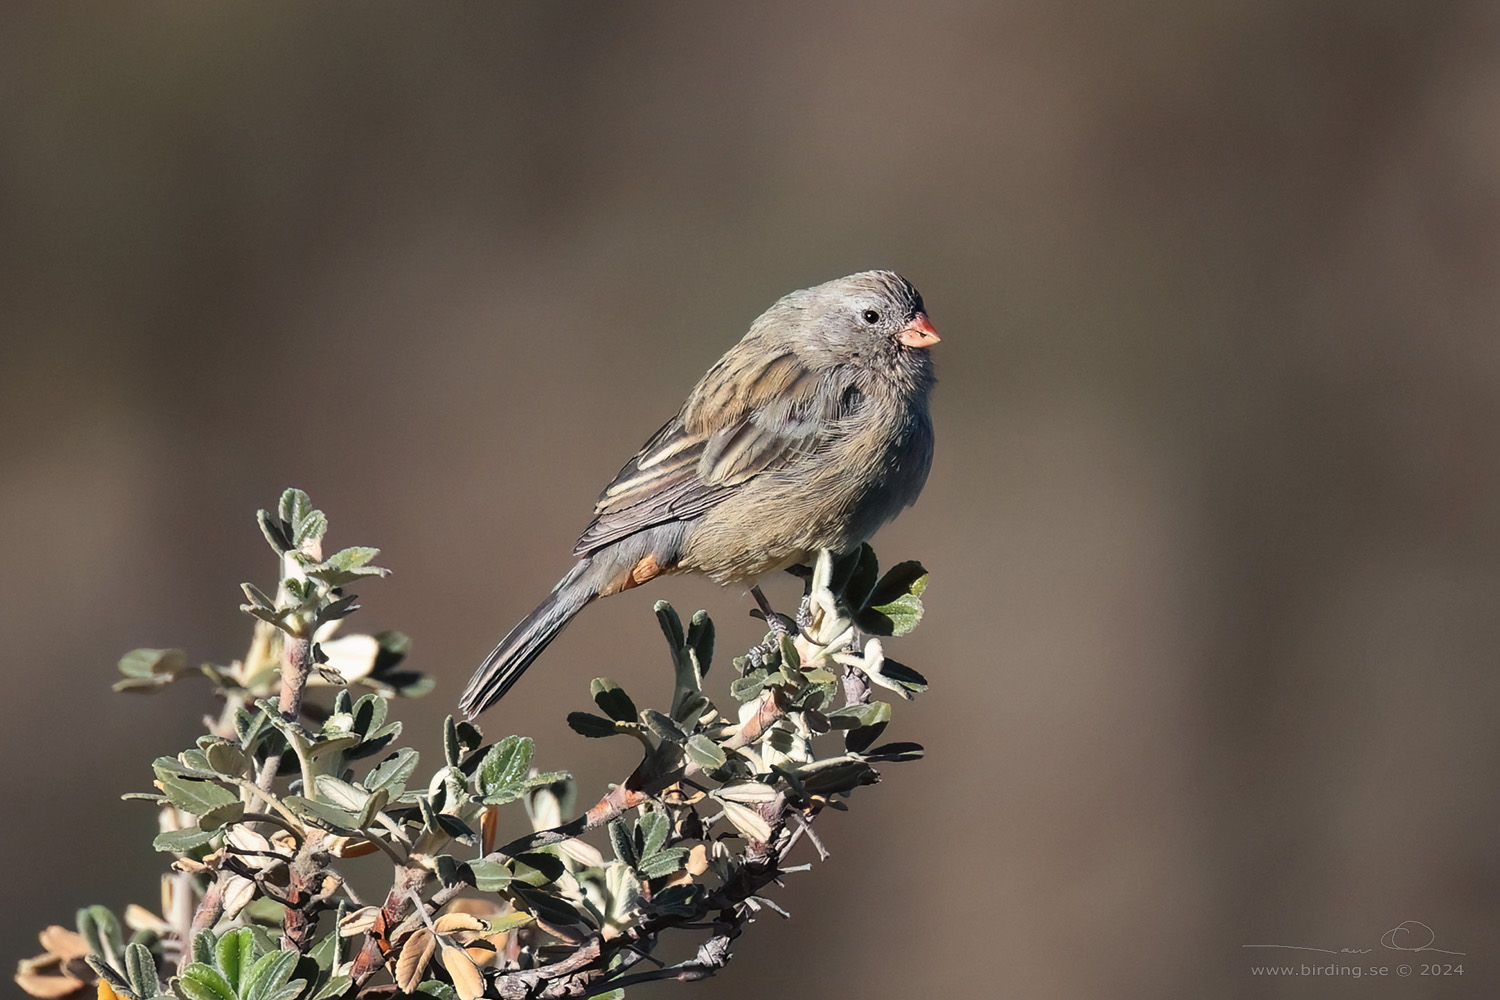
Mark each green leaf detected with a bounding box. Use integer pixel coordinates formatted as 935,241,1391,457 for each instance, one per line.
441,715,462,768
840,700,892,754
294,510,327,549
839,544,881,609
309,905,342,971
636,848,689,879
215,928,256,993
176,964,236,1000
416,982,460,1000
234,708,271,748
119,648,186,679
477,735,534,797
640,709,687,744
826,701,889,728
566,712,623,738
868,657,928,698
257,507,292,554
861,741,925,762
310,974,353,1000
684,733,726,771
608,818,636,869
283,795,360,834
729,669,769,702
364,748,419,798
241,948,300,1000
155,771,238,817
637,811,669,857
513,887,584,926
112,675,176,693
647,884,704,918
654,601,684,650
307,545,390,586
192,931,217,968
777,634,802,672
856,562,928,636
124,942,160,998
589,677,638,722
201,739,246,776
797,758,881,797
865,560,929,609
510,852,565,887
686,610,715,677
312,775,371,813
434,812,478,846
467,859,513,892
326,546,378,570
153,826,218,853
487,769,571,808
196,801,246,832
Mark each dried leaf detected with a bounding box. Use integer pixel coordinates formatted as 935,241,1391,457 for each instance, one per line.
219,875,258,921
37,928,88,961
432,913,484,935
394,929,436,994
326,836,379,859
438,944,484,1000
479,805,498,857
338,907,380,937
719,801,772,843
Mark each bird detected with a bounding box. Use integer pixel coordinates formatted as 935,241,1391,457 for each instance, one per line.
460,270,939,718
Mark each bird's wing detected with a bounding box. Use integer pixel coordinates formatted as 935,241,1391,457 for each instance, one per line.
573,349,843,556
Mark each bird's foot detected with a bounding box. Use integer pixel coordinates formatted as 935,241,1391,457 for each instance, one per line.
746,585,800,670
748,585,799,637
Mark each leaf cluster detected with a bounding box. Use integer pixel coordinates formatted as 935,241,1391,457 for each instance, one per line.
17,494,934,1000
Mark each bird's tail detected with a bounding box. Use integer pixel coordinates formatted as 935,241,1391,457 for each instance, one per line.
460,561,596,719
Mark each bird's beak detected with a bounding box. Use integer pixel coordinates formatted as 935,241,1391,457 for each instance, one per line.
897,313,941,348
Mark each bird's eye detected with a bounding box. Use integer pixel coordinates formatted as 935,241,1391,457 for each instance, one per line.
861,309,881,325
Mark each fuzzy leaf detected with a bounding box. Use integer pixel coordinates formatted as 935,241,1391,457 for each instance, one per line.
654,601,685,651
216,927,256,992
868,657,929,698
856,562,928,636
589,677,638,722
636,848,689,879
466,859,513,892
364,748,420,798
510,852,565,886
124,942,160,998
685,610,715,677
719,800,772,843
155,770,237,816
176,964,235,1000
119,648,186,679
566,712,622,738
861,741,925,762
638,811,669,857
684,733,727,771
608,818,636,869
477,735,534,797
152,826,218,853
640,709,687,744
242,949,301,1000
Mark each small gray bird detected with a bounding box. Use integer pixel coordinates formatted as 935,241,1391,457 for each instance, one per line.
460,271,939,718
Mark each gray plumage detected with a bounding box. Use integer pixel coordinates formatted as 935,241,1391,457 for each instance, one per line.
460,270,938,718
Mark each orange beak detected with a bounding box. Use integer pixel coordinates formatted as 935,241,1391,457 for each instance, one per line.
897,312,940,348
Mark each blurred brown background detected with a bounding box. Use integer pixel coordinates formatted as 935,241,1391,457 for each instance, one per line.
5,3,1500,998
